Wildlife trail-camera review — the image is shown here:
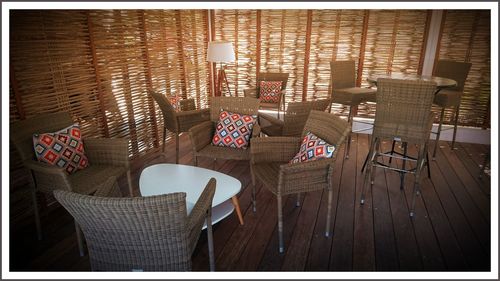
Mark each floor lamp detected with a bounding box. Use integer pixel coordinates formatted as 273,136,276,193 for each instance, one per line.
207,41,235,97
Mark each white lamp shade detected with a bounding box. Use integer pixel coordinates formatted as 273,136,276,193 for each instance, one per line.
206,41,235,63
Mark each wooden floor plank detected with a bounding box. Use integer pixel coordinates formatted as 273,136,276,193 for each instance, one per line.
352,134,376,271
452,142,490,196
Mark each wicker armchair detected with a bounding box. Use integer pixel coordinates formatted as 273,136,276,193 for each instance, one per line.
243,72,289,119
54,178,216,271
189,96,261,166
149,90,210,164
360,79,436,218
10,112,132,256
250,110,350,253
259,98,331,137
329,60,377,159
431,60,472,158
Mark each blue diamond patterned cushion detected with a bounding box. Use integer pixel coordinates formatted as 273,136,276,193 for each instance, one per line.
290,131,336,164
212,110,257,149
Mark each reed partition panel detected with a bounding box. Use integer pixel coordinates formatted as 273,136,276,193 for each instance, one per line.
436,10,491,128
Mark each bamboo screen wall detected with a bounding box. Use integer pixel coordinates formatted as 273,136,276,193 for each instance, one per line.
212,9,431,118
9,10,491,215
436,10,491,128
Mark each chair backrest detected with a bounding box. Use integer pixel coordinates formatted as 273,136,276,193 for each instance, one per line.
10,112,74,163
282,99,331,136
209,96,260,122
148,90,178,132
374,78,436,143
256,72,289,95
54,190,193,271
330,60,356,90
302,110,351,151
433,60,472,91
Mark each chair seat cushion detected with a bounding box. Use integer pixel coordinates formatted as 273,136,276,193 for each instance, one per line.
212,110,257,149
433,89,462,107
259,81,282,103
69,165,127,194
290,132,336,164
332,87,377,105
33,123,89,174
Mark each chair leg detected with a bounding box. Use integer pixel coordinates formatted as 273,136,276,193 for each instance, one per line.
194,156,198,167
388,140,396,164
451,105,460,150
175,133,180,164
361,138,377,205
325,188,334,237
296,193,301,207
231,196,244,225
344,105,354,159
213,158,216,170
410,145,425,217
250,165,257,212
432,107,446,159
400,142,408,190
127,170,133,197
426,149,431,179
75,221,85,257
206,209,215,272
162,127,167,153
31,188,42,240
277,194,284,253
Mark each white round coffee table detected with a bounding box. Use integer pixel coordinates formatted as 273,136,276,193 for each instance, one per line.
139,164,244,227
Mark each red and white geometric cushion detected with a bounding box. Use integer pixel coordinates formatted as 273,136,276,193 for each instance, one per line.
33,123,89,174
169,96,181,111
259,81,283,103
211,110,257,149
290,132,336,164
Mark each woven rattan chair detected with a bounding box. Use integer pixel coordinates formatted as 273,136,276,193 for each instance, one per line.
431,60,472,158
360,78,436,217
54,177,217,271
10,112,132,256
189,96,260,226
149,90,210,164
329,60,377,159
259,98,331,137
250,110,350,253
243,72,289,119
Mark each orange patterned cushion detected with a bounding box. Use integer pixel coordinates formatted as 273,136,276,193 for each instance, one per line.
212,110,257,149
290,132,336,164
259,81,282,103
169,96,181,111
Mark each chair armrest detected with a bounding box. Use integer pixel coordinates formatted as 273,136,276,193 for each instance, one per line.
252,123,261,139
189,121,215,153
187,178,216,253
250,137,301,164
176,108,211,132
84,138,130,168
24,159,72,192
259,112,285,128
278,158,334,193
244,88,258,98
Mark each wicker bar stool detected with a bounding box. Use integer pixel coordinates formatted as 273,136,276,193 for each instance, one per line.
54,178,217,271
431,60,472,159
329,60,377,159
360,78,436,217
258,98,331,137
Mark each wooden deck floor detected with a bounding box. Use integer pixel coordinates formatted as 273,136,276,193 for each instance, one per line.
9,133,491,271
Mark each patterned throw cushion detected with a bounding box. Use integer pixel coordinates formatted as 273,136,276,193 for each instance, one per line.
169,96,181,111
290,132,336,164
212,110,257,149
259,81,283,103
33,123,89,174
